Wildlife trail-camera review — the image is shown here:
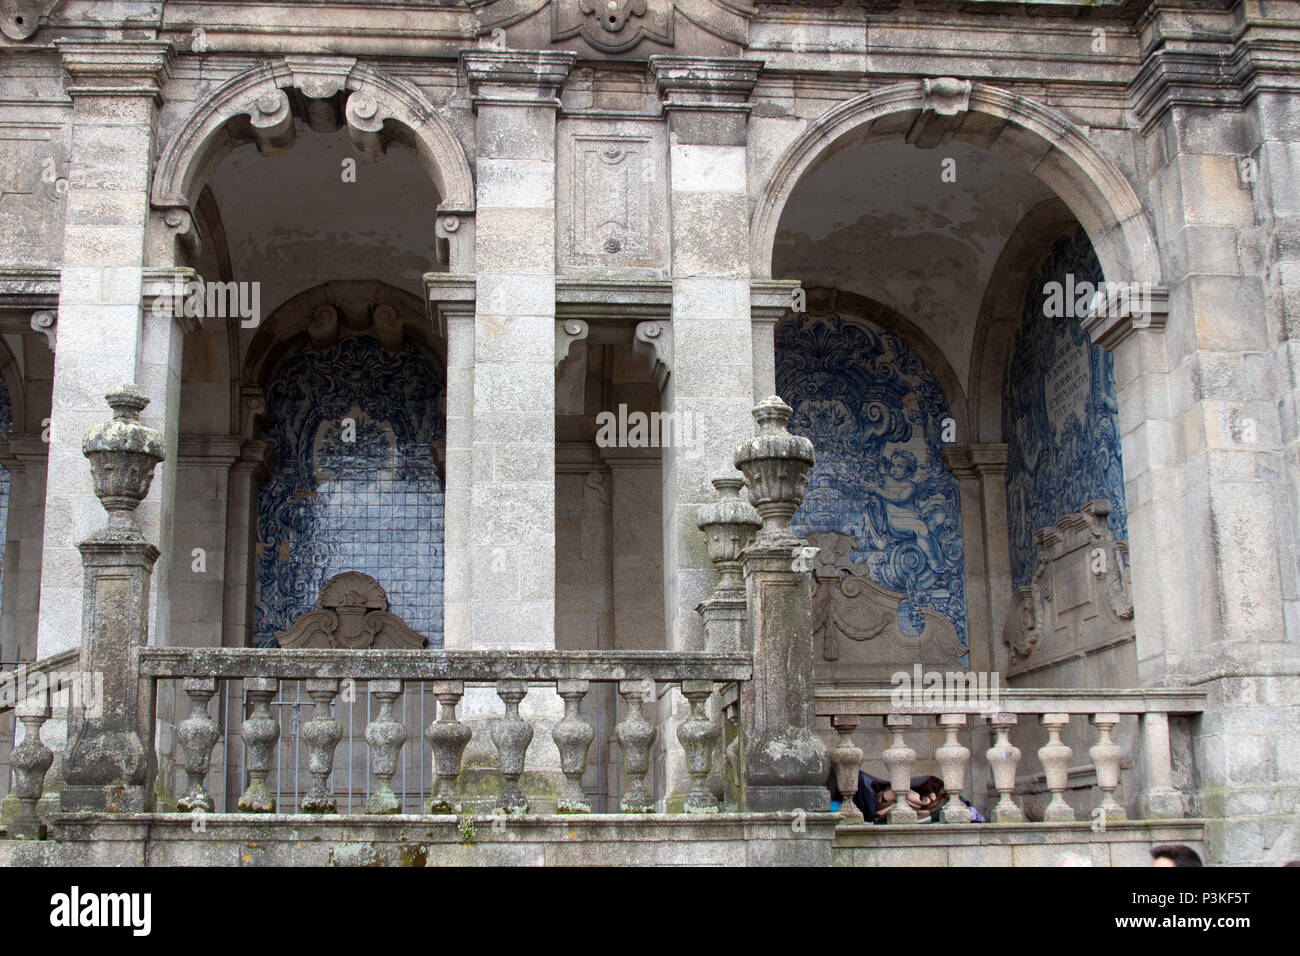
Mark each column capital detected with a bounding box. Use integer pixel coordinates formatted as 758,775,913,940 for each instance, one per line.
649,56,762,113
56,39,173,101
424,273,476,339
750,280,799,325
459,49,576,109
942,442,1007,479
0,434,49,473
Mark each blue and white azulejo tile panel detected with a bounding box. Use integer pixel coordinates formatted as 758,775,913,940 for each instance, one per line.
1002,225,1128,588
254,336,446,647
777,313,967,645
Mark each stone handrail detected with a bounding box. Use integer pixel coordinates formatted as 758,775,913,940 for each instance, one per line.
122,647,750,818
0,648,82,715
815,686,1205,825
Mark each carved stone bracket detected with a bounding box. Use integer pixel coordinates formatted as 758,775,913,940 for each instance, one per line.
1082,285,1170,352
555,318,590,367
276,571,428,650
29,310,55,349
905,78,972,149
632,320,672,391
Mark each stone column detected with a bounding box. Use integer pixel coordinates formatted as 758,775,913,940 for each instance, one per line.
37,40,178,657
735,396,829,811
61,385,164,812
220,437,272,648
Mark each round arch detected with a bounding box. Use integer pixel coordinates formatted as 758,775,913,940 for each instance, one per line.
150,59,475,266
784,288,969,440
752,81,1160,293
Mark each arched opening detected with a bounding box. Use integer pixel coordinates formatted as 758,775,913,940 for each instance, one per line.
766,94,1147,818
255,332,446,648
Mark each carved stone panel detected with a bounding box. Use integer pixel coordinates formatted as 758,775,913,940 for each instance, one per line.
558,128,667,273
275,571,428,650
810,531,965,685
1002,500,1134,680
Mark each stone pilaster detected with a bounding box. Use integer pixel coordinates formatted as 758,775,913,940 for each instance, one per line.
220,437,271,648
460,49,573,650
942,443,1010,676
735,396,829,812
0,435,49,664
37,40,178,657
649,55,763,656
1116,20,1300,862
426,276,475,650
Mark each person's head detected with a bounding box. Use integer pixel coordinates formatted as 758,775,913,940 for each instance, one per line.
1151,844,1202,867
1055,852,1094,867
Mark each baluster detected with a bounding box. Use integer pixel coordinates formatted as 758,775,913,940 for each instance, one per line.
1138,711,1184,818
616,679,656,813
705,691,727,804
935,713,971,823
1039,713,1075,821
300,680,343,813
1090,712,1126,822
986,713,1024,823
238,677,280,812
723,698,742,810
677,680,719,813
492,680,532,814
176,678,221,813
9,697,53,839
882,714,918,823
364,680,407,815
553,679,594,813
829,715,864,823
426,681,471,814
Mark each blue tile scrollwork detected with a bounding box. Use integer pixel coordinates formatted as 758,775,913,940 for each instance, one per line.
254,336,446,647
1002,225,1128,588
776,314,967,644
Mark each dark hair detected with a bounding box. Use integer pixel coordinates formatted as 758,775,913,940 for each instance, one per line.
1151,844,1203,867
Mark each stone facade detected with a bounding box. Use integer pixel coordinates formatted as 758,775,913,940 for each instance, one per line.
0,0,1298,865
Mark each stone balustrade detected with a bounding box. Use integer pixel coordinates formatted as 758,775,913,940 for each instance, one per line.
120,648,750,819
814,687,1204,824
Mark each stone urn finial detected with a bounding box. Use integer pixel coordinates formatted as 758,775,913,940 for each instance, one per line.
697,476,762,602
732,395,814,544
82,384,166,533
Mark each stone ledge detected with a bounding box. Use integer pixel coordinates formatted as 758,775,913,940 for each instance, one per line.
832,819,1207,867
3,812,840,867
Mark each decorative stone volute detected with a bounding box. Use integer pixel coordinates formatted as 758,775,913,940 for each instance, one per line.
733,395,814,545
697,476,762,601
82,384,166,535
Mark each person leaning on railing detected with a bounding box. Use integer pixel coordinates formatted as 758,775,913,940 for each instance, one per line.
826,769,986,822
